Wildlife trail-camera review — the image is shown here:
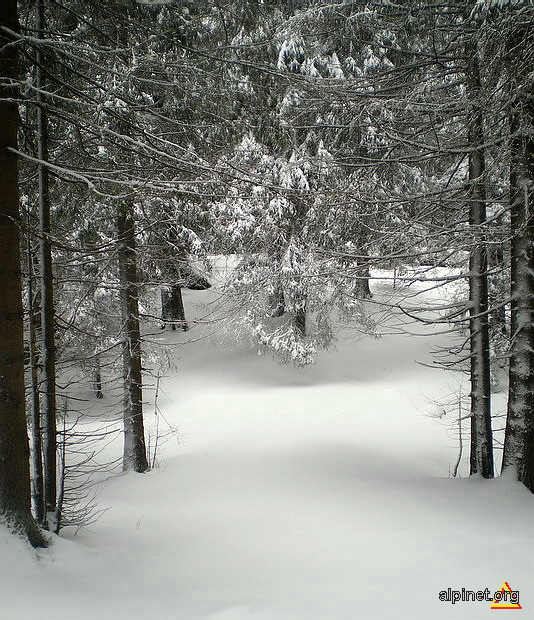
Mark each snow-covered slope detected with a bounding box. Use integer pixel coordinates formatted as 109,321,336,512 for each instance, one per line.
2,269,532,620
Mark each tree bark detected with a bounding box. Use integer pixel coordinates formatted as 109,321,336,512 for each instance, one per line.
161,285,187,331
117,202,148,473
92,357,104,399
502,84,534,491
0,0,47,546
26,236,45,525
466,40,494,479
294,300,306,337
36,0,57,518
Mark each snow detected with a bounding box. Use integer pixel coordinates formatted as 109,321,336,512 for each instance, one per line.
135,1,174,5
475,0,528,7
2,267,533,620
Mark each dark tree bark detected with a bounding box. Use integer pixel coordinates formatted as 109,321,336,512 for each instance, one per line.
294,301,306,337
0,0,46,547
36,0,57,518
466,42,494,479
161,285,187,331
26,236,45,525
117,202,148,473
92,357,104,399
502,83,534,492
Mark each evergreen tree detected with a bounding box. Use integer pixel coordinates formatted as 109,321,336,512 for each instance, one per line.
490,0,534,492
0,0,46,547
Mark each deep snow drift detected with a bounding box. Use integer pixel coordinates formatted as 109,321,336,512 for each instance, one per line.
2,269,532,620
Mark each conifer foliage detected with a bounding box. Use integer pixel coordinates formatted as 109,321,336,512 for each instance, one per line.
0,0,533,547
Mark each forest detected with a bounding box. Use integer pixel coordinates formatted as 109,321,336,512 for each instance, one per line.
0,0,533,617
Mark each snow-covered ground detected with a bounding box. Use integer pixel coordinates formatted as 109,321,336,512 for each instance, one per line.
2,268,532,620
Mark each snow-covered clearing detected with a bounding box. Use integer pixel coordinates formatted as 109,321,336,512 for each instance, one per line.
2,269,532,620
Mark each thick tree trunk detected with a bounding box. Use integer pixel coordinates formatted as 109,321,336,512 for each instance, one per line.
117,202,148,473
466,43,494,478
0,0,46,547
502,90,534,491
36,0,57,518
161,285,187,331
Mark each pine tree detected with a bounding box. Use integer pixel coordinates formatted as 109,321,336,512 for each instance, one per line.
494,1,534,492
0,0,46,547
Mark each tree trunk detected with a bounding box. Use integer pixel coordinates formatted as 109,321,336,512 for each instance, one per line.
36,0,57,519
26,236,45,525
117,202,148,473
502,85,534,491
161,285,187,331
294,300,306,337
356,248,372,299
466,41,494,479
268,283,286,318
0,0,47,547
92,357,104,399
